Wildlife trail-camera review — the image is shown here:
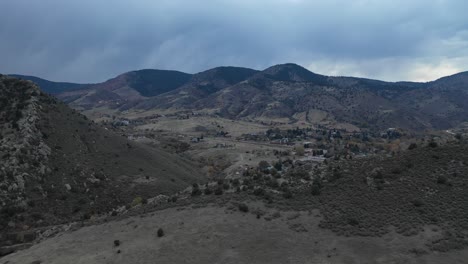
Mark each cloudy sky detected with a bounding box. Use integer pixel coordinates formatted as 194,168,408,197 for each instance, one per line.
1,0,467,83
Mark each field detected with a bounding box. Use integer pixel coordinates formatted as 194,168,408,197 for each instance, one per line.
3,202,468,264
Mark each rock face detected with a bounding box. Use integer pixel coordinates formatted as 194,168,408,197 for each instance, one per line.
0,75,52,218
0,75,205,241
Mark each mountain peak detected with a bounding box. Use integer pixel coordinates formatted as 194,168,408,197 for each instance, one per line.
259,63,327,83
192,66,258,85
106,69,192,97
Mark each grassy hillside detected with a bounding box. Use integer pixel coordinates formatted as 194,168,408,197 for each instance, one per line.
0,75,204,236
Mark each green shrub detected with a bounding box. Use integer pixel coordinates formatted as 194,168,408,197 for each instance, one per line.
132,196,143,206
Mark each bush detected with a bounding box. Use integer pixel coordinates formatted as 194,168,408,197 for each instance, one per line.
231,178,240,186
274,161,283,171
268,179,279,188
408,143,417,150
295,146,305,156
238,203,249,212
428,141,438,148
412,199,424,207
437,175,448,184
157,228,164,237
311,177,322,196
132,196,143,206
258,160,270,170
214,187,223,195
347,217,359,226
311,184,321,196
191,187,202,196
283,189,293,199
204,187,213,195
253,187,265,196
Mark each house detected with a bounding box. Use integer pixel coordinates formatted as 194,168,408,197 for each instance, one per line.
112,120,130,126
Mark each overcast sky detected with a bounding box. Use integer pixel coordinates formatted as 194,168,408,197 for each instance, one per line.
1,0,467,83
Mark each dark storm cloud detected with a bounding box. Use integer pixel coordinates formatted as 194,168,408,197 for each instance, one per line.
1,0,467,82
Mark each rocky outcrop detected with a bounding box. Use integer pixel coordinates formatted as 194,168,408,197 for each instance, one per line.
0,76,52,212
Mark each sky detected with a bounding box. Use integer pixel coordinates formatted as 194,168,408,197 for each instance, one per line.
1,0,467,83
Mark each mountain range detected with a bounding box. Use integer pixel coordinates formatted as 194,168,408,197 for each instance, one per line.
10,63,468,131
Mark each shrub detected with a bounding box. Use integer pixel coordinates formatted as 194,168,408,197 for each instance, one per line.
428,141,438,148
408,143,417,150
412,199,424,207
238,203,249,212
311,184,321,196
214,187,223,195
437,175,448,184
347,217,359,226
268,179,279,188
231,178,240,186
295,146,305,156
191,187,202,196
132,196,143,206
283,189,293,199
253,187,265,196
157,228,164,237
114,240,120,247
274,161,283,171
258,160,270,170
311,177,322,196
204,187,213,195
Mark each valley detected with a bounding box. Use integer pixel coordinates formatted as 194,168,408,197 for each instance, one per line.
2,65,468,263
3,1,468,262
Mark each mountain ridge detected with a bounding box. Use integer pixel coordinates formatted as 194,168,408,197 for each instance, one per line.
7,64,468,131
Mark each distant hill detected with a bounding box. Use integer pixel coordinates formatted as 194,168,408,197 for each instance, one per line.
8,74,88,94
17,64,468,131
0,75,204,234
57,69,192,109
184,64,468,131
136,66,259,109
